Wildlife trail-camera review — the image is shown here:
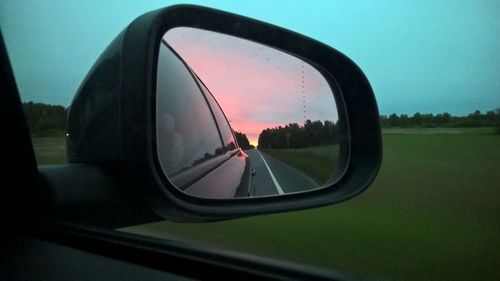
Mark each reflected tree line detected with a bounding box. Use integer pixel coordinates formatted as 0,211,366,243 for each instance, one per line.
190,142,236,168
233,131,253,149
257,120,340,149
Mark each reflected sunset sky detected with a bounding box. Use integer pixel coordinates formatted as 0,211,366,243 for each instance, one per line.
164,27,338,146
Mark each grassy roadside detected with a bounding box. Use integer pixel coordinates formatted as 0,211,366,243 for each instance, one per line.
31,136,67,164
120,129,500,281
260,145,339,184
382,126,496,135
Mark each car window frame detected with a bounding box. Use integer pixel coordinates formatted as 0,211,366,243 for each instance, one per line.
192,71,239,152
160,41,240,188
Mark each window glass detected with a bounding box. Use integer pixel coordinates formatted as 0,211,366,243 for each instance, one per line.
195,76,237,151
4,2,499,281
156,43,224,175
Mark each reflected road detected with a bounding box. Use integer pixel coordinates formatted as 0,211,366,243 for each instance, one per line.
245,149,318,196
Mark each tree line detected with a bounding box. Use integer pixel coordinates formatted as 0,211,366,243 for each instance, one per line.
22,102,67,136
22,102,499,138
258,120,340,149
380,109,500,129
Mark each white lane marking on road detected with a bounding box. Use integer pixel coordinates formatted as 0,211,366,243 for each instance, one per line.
256,150,284,195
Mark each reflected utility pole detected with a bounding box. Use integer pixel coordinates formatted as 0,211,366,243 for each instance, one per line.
301,61,307,126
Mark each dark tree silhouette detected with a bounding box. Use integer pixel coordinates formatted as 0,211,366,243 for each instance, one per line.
22,102,500,138
22,102,67,136
233,131,253,149
258,120,340,149
380,109,499,129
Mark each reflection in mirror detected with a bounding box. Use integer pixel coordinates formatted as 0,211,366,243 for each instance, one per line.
156,27,346,199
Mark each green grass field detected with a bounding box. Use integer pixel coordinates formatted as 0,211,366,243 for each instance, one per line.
32,128,500,280
382,126,496,135
118,128,500,281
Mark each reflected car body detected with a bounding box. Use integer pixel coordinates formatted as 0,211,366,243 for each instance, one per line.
181,150,252,198
157,42,252,198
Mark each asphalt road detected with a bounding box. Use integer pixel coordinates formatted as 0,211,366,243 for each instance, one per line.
245,149,318,196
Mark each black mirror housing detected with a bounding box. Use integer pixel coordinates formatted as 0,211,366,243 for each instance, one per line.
67,5,382,221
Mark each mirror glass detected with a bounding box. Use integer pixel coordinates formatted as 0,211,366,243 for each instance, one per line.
156,27,346,199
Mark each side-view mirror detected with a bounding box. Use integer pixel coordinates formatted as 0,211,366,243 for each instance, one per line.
65,5,382,221
158,27,345,199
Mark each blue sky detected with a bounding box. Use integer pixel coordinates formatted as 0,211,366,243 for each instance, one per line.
1,0,499,115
